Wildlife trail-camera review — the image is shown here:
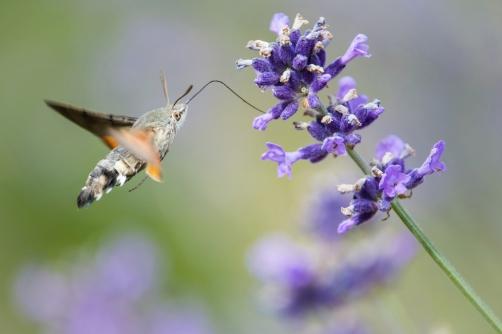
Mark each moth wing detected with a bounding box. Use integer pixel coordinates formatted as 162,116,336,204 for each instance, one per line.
107,128,163,182
44,100,138,149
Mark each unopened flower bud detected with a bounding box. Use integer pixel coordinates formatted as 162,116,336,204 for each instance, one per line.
372,166,383,177
280,69,291,83
306,64,324,74
259,45,273,58
336,184,355,194
246,40,269,50
302,98,310,109
321,116,332,124
303,108,320,118
235,59,252,71
312,41,324,54
400,143,416,159
341,206,353,217
292,13,309,30
381,152,394,165
347,114,362,126
353,177,367,192
293,121,309,130
334,105,348,115
341,89,358,103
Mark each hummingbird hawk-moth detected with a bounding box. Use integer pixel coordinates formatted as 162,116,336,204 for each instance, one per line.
45,72,193,209
46,73,264,209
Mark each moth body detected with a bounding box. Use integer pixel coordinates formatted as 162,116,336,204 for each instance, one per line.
45,72,193,209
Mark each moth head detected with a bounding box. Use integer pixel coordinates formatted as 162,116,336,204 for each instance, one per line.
159,71,192,128
171,103,188,128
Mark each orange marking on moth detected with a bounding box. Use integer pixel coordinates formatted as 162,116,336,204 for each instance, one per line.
101,136,120,149
108,128,163,182
146,163,163,182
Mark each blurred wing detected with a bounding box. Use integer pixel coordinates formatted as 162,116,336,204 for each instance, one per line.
44,100,138,149
108,128,163,182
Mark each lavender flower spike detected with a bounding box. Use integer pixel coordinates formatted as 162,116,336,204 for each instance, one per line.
379,165,411,198
262,143,302,179
341,34,371,66
269,13,290,35
417,140,447,176
247,233,314,287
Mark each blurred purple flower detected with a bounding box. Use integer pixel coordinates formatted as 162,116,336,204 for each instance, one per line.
147,304,213,334
64,294,142,334
269,13,290,35
361,232,418,286
248,230,417,318
96,233,157,300
375,135,405,160
247,234,314,288
13,232,213,334
307,187,348,240
13,265,69,323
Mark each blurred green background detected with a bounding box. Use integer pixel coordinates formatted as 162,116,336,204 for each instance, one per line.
1,0,502,332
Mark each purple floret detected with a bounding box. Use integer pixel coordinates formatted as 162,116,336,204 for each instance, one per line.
340,34,371,65
321,135,347,156
261,143,302,179
379,165,411,199
417,140,447,176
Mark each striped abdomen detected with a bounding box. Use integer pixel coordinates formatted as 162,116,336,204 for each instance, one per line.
77,147,145,209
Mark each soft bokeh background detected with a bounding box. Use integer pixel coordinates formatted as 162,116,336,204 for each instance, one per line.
1,0,501,332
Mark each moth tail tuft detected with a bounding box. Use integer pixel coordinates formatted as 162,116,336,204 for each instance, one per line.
77,187,95,209
77,167,118,209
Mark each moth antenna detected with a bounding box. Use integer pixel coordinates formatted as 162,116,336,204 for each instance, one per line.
129,175,149,192
172,85,193,107
185,80,265,113
160,70,170,106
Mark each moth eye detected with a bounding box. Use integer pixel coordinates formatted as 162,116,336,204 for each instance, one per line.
173,112,181,121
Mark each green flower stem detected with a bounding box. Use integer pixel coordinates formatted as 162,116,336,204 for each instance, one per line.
316,102,329,117
346,147,502,333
